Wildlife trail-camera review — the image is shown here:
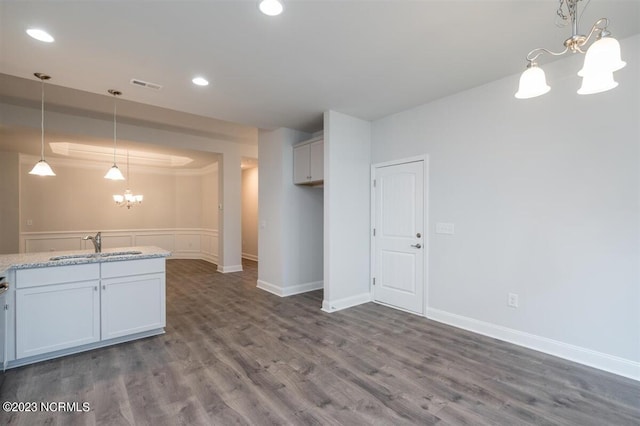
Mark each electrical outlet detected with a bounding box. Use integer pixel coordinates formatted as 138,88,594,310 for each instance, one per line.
26,219,33,226
508,293,519,308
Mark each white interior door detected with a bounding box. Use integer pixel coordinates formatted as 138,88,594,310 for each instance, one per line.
372,160,425,314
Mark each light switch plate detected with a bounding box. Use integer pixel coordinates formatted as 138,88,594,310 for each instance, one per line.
435,222,455,234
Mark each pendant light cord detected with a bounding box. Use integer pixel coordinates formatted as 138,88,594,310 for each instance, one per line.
126,149,130,186
113,95,117,164
40,77,45,160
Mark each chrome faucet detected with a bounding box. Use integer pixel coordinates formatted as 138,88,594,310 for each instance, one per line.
83,232,102,253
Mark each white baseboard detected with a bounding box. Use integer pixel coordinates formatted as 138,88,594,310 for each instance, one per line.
242,252,258,262
257,279,323,297
217,264,243,273
322,292,372,313
200,253,218,265
427,307,640,382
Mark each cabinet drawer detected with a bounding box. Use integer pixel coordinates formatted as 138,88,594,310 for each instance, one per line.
16,264,100,289
101,258,165,279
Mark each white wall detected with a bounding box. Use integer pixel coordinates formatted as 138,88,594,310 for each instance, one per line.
242,167,259,261
371,35,640,379
258,128,324,296
323,111,371,312
0,151,19,254
0,102,255,271
17,155,219,261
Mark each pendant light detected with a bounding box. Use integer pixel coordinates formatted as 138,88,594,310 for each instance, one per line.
104,89,125,180
29,73,56,176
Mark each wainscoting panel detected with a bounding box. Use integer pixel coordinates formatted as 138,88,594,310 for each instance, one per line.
134,233,175,251
175,233,201,253
24,236,83,253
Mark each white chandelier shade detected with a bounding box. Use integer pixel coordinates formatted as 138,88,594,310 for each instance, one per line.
578,36,626,77
515,65,551,99
578,71,618,95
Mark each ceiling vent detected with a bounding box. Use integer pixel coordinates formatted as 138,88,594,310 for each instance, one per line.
130,78,162,90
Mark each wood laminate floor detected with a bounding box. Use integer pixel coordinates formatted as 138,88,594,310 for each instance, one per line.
0,259,638,425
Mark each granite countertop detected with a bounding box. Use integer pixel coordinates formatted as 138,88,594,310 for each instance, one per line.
0,246,171,275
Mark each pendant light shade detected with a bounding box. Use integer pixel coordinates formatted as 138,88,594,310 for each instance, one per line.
515,64,550,99
29,159,56,176
578,35,626,77
105,89,125,180
105,164,124,180
29,73,56,177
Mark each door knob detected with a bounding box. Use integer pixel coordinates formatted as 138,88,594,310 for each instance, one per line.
411,243,422,249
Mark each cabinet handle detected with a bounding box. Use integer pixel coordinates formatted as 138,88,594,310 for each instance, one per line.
94,286,98,291
102,285,106,290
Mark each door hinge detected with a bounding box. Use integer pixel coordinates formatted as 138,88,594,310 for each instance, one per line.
373,179,376,187
373,228,376,236
372,277,376,286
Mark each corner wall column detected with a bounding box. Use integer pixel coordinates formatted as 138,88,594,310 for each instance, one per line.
218,151,243,273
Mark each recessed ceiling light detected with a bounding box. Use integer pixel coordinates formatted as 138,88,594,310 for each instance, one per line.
259,0,284,16
26,28,54,43
192,77,209,86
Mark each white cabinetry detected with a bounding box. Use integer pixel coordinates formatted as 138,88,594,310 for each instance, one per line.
101,258,166,340
15,264,100,359
293,137,324,184
13,257,166,363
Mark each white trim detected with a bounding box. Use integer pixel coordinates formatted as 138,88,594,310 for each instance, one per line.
257,280,323,297
242,252,258,262
321,292,372,313
217,265,243,273
427,307,640,382
7,328,164,370
257,280,281,296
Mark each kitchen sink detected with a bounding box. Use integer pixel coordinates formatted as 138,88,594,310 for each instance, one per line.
49,251,142,261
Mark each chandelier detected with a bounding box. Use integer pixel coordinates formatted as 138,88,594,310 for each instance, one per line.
113,151,143,209
515,0,626,99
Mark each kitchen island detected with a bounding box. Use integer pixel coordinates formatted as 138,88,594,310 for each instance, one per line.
0,246,170,369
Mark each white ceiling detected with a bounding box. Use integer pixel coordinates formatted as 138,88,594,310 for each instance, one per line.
1,1,639,139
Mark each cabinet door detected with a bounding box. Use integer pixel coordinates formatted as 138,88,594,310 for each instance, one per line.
101,273,166,340
293,144,311,184
16,281,100,359
309,140,324,182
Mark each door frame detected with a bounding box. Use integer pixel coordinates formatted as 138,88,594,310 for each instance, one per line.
370,154,429,316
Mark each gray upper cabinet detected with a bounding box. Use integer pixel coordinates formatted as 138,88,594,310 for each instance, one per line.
293,137,324,185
